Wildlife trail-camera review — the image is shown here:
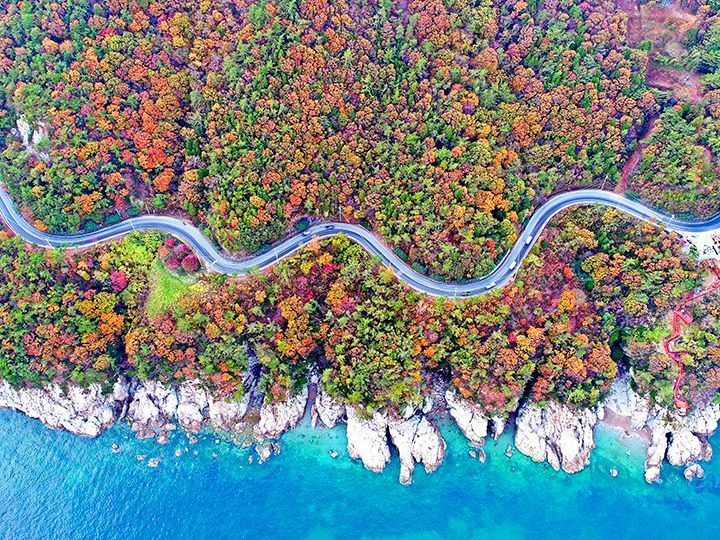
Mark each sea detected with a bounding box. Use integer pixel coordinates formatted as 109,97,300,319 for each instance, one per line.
0,408,718,540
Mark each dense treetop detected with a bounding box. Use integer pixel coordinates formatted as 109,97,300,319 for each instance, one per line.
0,0,720,416
0,0,655,278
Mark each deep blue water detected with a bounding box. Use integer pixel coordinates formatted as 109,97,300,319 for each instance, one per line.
0,409,719,540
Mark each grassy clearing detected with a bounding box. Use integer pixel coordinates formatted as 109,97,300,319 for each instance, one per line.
145,261,192,318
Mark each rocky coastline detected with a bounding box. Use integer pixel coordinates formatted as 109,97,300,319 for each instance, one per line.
0,372,717,485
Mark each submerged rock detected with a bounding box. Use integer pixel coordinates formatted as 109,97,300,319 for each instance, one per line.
254,386,309,439
514,400,597,474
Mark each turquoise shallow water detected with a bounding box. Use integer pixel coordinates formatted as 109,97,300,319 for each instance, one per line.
0,409,719,540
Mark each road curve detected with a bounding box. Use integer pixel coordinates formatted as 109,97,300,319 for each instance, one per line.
0,186,716,297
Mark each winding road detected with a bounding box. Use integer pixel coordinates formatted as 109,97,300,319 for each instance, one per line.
0,186,718,297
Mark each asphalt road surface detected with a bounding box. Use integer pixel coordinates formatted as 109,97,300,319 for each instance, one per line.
0,187,715,297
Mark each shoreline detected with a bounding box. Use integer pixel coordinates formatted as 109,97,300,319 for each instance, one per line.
0,373,716,486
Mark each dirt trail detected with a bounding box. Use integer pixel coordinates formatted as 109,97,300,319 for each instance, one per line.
616,116,658,194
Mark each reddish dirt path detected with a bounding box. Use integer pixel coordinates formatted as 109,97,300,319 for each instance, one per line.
616,116,658,194
663,262,720,409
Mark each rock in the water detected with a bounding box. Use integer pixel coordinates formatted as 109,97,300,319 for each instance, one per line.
388,414,446,485
514,400,597,474
346,407,391,473
0,380,117,437
254,386,309,439
147,457,160,468
312,386,345,429
491,417,506,440
478,448,487,463
666,428,706,466
255,443,273,463
684,463,705,480
445,390,489,446
610,468,618,477
643,403,720,482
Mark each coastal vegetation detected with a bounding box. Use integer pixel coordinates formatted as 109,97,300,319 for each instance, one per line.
0,205,712,416
0,0,719,427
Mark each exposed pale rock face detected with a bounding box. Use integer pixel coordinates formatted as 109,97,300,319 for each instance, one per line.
254,386,309,439
644,414,670,484
311,386,345,429
0,376,251,439
16,117,50,161
127,381,177,428
491,417,506,440
666,428,707,466
346,407,391,473
176,382,209,432
207,394,249,431
597,375,720,483
515,400,597,473
0,380,117,437
684,463,705,480
388,415,446,485
601,375,651,430
445,390,489,446
641,403,720,483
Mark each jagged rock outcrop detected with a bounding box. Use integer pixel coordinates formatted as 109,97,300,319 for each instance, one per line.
601,375,720,483
644,414,670,484
388,414,446,485
643,404,719,482
346,407,391,472
0,376,252,439
0,379,119,437
254,386,309,439
514,400,597,473
16,117,50,161
684,463,704,480
176,382,209,432
207,393,249,431
445,390,490,445
127,381,178,429
345,405,446,483
311,386,345,429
